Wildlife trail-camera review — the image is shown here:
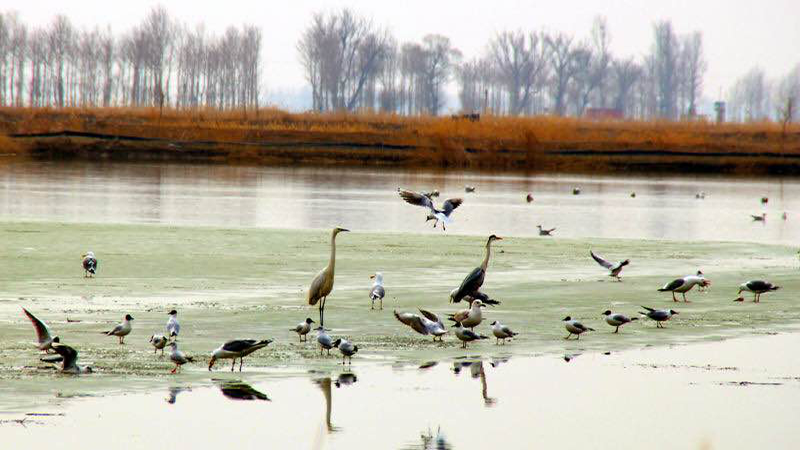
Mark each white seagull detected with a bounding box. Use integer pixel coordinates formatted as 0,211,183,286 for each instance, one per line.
316,327,335,355
563,316,594,339
447,300,485,330
82,251,98,277
735,280,780,303
168,342,194,374
490,320,518,344
40,342,93,374
103,314,134,344
639,306,678,328
369,272,386,310
394,309,448,341
22,307,60,353
209,339,273,372
601,310,637,333
452,322,488,348
332,338,359,365
291,318,315,342
150,334,168,354
658,274,710,302
397,188,464,231
166,309,180,340
590,251,630,281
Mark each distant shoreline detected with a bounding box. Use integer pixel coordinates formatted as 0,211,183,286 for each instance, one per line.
2,107,799,175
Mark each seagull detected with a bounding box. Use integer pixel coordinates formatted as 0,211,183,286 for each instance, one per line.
735,280,780,303
447,300,485,330
572,187,581,195
526,193,534,203
394,309,448,341
658,274,710,302
291,318,315,341
22,308,60,353
209,339,273,372
219,381,270,401
397,188,464,230
751,213,766,221
639,306,678,328
695,192,706,199
451,235,502,304
82,251,98,277
490,321,518,344
761,197,769,204
150,334,168,354
563,316,594,339
332,338,358,365
40,342,93,374
601,310,638,333
449,288,501,306
103,314,134,344
465,185,476,193
537,225,555,236
590,250,630,281
168,342,194,374
369,272,386,310
452,322,488,348
316,327,335,355
166,310,180,340
630,192,636,198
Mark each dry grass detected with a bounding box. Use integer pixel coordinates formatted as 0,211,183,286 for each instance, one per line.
1,106,799,173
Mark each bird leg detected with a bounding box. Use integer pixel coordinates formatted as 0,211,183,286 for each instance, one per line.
119,336,124,344
239,358,243,372
672,292,678,302
319,296,327,327
683,293,690,303
171,366,177,374
576,334,580,340
380,298,383,310
614,327,619,333
231,359,235,372
564,334,572,340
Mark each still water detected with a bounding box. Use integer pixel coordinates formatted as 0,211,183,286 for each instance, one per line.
0,161,797,243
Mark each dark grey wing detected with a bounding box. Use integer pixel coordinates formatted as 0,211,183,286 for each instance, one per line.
418,309,440,324
650,311,669,320
52,343,78,368
398,189,434,212
501,326,516,335
590,251,614,270
462,329,482,340
747,280,770,291
469,291,501,306
660,278,685,291
369,285,385,300
22,308,52,343
394,311,428,335
640,305,655,312
40,355,64,363
106,323,124,335
222,339,258,352
441,198,464,216
452,267,485,303
573,321,588,331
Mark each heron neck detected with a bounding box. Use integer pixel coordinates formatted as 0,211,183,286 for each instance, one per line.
481,239,493,271
328,231,338,273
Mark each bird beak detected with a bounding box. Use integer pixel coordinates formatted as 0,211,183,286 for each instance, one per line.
496,236,503,240
340,228,350,232
369,274,375,279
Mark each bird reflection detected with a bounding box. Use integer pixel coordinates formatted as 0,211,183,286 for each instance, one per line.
313,377,340,433
451,359,496,407
218,381,270,401
419,361,438,370
335,372,358,388
165,386,190,404
417,426,452,450
489,356,510,368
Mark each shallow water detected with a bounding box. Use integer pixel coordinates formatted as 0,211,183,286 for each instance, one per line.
0,161,798,243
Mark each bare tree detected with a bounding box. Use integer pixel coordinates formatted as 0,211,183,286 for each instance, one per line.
611,57,641,116
680,31,706,117
545,32,581,116
489,30,547,115
652,21,679,119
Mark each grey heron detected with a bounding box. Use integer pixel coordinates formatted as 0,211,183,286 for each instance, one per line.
307,227,349,327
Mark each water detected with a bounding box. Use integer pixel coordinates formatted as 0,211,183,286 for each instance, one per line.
0,161,797,243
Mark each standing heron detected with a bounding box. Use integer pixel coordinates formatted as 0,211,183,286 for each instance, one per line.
450,235,502,304
307,227,348,327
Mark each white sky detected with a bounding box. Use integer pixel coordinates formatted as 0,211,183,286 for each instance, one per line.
3,0,799,101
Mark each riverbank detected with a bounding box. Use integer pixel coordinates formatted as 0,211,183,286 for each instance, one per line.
1,107,799,174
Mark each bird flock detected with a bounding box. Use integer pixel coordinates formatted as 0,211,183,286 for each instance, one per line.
20,185,784,375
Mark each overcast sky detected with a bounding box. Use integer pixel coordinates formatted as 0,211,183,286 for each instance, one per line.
4,0,799,102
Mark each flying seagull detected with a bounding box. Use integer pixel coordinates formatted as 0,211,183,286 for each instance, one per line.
658,274,710,302
40,343,93,374
369,272,386,310
639,306,677,328
168,342,194,374
22,307,60,353
447,300,485,330
166,310,180,340
82,251,98,277
563,316,594,339
735,280,780,303
209,339,273,372
307,227,348,327
103,314,134,344
601,310,638,333
394,309,448,341
397,188,463,230
451,235,502,304
332,338,358,365
537,225,555,236
452,322,488,348
490,320,518,344
291,318,315,342
150,334,168,354
590,251,630,281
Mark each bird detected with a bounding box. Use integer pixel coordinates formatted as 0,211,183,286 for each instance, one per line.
658,274,710,302
537,225,555,236
82,251,98,277
166,309,180,340
22,308,60,353
465,185,476,193
168,342,193,374
736,280,780,303
601,310,638,333
150,334,168,354
449,288,501,306
291,318,315,342
695,192,706,199
452,322,488,348
450,235,502,304
332,338,358,365
751,213,766,221
782,212,788,220
40,343,92,374
630,192,636,198
394,309,448,341
572,187,581,195
526,193,534,203
397,188,464,231
209,339,273,372
307,227,348,327
447,299,485,330
219,382,270,401
316,327,334,355
761,197,769,204
639,306,677,328
103,314,134,344
563,317,594,339
369,272,386,310
490,321,518,344
590,250,630,281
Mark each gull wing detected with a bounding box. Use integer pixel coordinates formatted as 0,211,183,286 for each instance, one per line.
22,308,52,344
418,309,441,324
397,189,434,212
394,311,428,335
369,285,385,300
106,323,124,335
452,267,485,303
590,251,614,270
51,343,78,370
222,339,258,353
660,278,685,291
441,198,463,216
746,280,771,291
